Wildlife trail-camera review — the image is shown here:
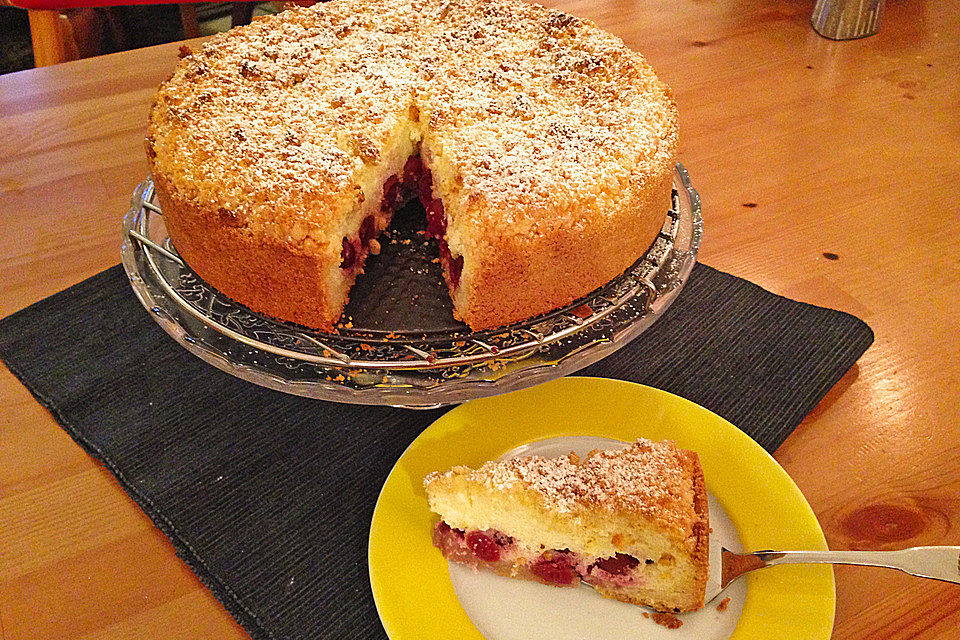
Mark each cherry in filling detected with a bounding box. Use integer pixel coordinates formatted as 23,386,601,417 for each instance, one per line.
381,176,401,211
439,240,463,289
359,215,378,243
593,552,640,576
466,531,501,562
418,167,433,205
340,237,358,270
403,155,422,184
425,198,445,239
419,173,463,289
531,553,578,586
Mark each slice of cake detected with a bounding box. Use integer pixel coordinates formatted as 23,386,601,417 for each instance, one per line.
423,439,709,612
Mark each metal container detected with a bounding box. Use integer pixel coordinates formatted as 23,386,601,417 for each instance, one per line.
811,0,884,40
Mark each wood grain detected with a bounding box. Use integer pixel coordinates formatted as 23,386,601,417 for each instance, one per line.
1,2,959,638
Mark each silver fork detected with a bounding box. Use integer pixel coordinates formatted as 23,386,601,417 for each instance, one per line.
707,542,960,602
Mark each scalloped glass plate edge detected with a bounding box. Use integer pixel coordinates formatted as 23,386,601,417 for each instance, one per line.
120,164,702,407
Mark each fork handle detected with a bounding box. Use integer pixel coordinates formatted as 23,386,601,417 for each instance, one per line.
752,546,960,584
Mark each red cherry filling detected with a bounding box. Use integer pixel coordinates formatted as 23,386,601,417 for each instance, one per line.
449,255,464,288
403,155,422,184
466,531,501,562
530,554,578,586
382,176,404,211
340,237,357,270
359,215,378,243
418,168,433,204
439,242,463,288
379,158,422,216
342,163,415,272
592,553,640,576
491,531,514,546
432,525,649,592
425,198,446,239
433,521,465,544
417,170,462,289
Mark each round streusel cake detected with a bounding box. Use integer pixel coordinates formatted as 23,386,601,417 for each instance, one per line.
146,0,678,331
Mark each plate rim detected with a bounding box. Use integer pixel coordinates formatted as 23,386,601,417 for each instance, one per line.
368,377,836,640
121,167,702,407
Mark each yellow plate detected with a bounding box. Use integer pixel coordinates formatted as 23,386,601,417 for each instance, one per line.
369,377,835,639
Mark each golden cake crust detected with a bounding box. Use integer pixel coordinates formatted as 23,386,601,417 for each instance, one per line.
153,172,343,328
148,0,678,330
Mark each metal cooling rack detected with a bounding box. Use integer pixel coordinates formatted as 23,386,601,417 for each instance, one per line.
121,164,702,407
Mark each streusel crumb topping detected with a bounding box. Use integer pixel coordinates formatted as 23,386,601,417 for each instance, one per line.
148,0,676,245
425,439,699,532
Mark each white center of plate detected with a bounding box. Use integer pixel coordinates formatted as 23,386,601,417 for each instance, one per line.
447,436,746,640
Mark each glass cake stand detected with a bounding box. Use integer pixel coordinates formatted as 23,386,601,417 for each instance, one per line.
120,164,703,408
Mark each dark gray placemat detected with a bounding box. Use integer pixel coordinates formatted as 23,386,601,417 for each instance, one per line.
0,263,872,640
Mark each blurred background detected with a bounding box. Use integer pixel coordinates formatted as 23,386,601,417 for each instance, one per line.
0,2,283,74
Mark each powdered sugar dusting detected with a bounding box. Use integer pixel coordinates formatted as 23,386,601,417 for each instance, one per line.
422,0,676,221
149,0,430,244
148,0,677,248
429,439,699,532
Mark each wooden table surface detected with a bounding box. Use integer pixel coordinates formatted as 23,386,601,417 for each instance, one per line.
1,1,958,638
